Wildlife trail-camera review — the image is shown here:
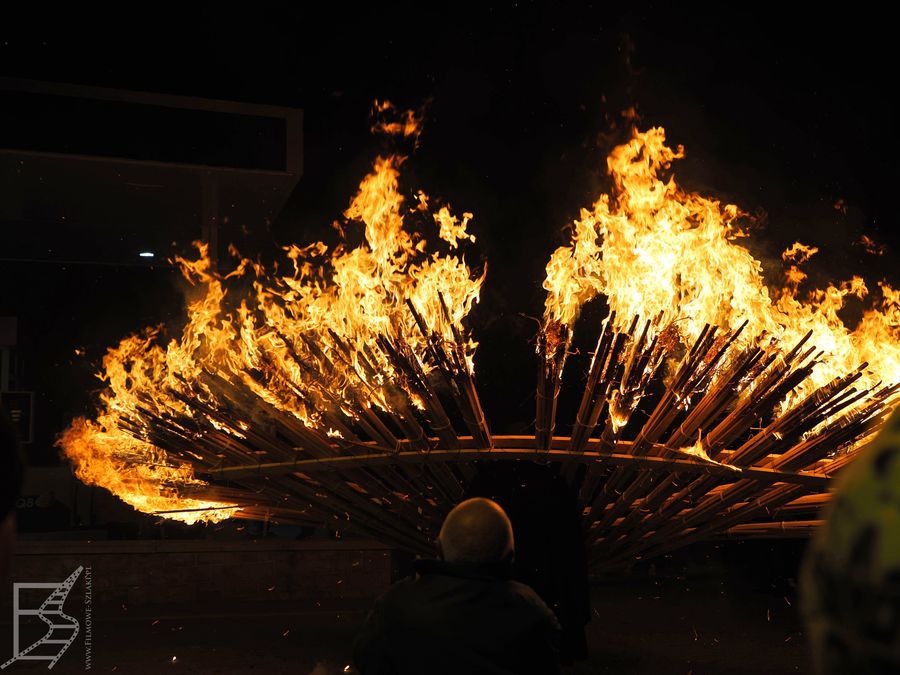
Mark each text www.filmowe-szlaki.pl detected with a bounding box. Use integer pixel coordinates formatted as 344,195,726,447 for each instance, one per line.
83,567,92,671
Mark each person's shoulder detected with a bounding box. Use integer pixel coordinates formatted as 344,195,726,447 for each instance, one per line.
505,580,557,618
506,581,561,634
375,574,420,609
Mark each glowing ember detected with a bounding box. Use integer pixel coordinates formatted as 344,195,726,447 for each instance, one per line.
370,100,424,144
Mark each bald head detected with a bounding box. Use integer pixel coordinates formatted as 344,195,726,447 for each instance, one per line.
438,498,514,564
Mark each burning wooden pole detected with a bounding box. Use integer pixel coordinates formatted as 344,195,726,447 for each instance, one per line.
594,381,898,569
571,315,667,493
536,320,570,450
58,125,900,572
587,326,794,542
406,298,492,449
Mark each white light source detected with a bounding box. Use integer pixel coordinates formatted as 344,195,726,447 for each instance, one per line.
139,252,155,258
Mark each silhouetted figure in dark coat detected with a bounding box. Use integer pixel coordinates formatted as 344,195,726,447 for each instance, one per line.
354,497,561,675
466,461,590,664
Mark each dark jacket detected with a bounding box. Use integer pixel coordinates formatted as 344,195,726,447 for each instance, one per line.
353,558,562,674
466,462,590,663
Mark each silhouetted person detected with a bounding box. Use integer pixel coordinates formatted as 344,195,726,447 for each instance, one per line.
467,461,590,663
802,407,900,674
1,408,22,582
353,497,562,674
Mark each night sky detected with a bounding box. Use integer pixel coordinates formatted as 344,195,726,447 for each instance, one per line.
2,3,897,462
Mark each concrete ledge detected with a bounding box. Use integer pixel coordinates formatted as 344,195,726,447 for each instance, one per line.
13,537,393,555
4,538,397,612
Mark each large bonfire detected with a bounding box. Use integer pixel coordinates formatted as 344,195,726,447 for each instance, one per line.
59,116,899,565
542,127,898,412
61,104,485,528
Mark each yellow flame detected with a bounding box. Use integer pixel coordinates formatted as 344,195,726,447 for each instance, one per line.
59,151,483,523
434,206,476,249
675,432,741,472
543,127,900,410
59,418,235,525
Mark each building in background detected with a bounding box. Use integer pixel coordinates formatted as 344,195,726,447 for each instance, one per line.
0,79,302,537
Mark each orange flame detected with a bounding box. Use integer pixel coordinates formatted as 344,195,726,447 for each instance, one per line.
371,100,424,143
543,127,900,414
59,151,482,523
857,234,886,256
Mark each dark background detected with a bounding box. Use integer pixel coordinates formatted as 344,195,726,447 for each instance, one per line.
1,2,897,464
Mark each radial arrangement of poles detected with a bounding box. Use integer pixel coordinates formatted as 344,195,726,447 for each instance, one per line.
535,307,898,569
102,290,895,568
114,291,493,556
